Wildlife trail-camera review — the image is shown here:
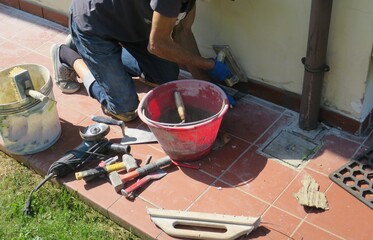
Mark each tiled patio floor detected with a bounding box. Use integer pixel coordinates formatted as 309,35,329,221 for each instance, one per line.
1,4,373,240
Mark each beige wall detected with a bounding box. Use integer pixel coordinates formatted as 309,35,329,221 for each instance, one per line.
194,0,373,121
25,0,373,122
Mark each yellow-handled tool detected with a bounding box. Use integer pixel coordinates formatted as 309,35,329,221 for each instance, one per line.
75,154,137,181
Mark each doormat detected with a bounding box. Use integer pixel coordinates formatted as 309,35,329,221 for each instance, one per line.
329,148,373,209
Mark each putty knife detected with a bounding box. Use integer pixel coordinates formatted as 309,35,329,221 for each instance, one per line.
91,115,157,144
121,127,157,145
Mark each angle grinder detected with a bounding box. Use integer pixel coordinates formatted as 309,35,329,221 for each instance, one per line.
24,123,130,215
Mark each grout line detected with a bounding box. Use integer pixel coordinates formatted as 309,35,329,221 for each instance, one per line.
251,111,290,146
262,169,303,217
188,111,302,217
186,143,256,211
289,182,345,239
289,216,346,240
304,166,330,178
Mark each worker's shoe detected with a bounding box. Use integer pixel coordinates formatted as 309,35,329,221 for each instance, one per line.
50,43,80,94
101,105,138,122
65,34,77,51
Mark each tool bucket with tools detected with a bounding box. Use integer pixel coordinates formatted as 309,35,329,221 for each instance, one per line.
138,79,229,161
0,64,60,155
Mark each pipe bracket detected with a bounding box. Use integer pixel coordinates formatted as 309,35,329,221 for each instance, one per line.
301,57,330,73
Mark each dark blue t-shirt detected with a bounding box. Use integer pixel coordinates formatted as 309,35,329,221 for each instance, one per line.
72,0,195,42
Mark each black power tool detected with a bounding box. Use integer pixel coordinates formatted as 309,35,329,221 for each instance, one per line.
24,123,130,215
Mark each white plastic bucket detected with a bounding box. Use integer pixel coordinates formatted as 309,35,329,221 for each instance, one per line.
0,64,61,155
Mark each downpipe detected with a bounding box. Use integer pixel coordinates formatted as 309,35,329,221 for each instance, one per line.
299,0,333,130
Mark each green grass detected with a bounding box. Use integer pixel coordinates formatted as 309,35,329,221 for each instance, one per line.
0,151,139,240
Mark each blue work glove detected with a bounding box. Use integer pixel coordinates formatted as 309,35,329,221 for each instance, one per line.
207,59,232,82
217,84,236,108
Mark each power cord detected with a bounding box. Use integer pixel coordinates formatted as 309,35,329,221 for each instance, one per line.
24,139,111,216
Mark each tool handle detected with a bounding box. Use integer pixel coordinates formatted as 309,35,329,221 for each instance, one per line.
26,90,49,103
216,50,226,62
120,156,171,183
174,91,186,122
105,162,126,172
136,156,171,177
75,168,103,181
99,156,119,167
107,143,131,154
92,115,124,127
121,177,151,198
76,162,125,181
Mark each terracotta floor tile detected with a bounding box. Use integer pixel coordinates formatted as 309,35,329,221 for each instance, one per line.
129,143,166,163
57,103,89,125
108,197,163,240
27,147,60,175
134,165,216,210
322,133,361,155
0,13,35,39
188,181,269,217
248,207,301,240
220,99,283,143
192,134,251,178
305,183,373,240
64,175,121,217
0,41,31,69
12,24,61,50
221,146,299,203
56,119,87,152
293,222,344,240
57,88,100,117
18,51,53,72
35,31,68,58
273,169,332,218
306,133,360,175
256,111,296,147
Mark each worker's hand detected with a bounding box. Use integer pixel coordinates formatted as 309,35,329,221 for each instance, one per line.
207,59,232,82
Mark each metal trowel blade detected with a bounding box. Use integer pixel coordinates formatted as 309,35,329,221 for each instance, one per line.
121,128,158,144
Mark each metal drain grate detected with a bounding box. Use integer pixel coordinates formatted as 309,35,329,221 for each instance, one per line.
260,131,319,168
329,148,373,209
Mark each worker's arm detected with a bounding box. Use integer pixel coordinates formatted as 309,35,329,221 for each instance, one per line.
171,5,211,80
148,7,214,78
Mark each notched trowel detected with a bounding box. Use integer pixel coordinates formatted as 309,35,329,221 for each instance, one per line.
213,45,247,87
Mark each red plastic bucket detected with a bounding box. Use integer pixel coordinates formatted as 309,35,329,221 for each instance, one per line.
138,79,229,161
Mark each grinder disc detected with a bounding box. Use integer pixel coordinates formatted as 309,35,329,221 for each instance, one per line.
79,123,110,141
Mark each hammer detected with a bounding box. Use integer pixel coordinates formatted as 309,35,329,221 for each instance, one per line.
75,154,138,181
109,156,171,192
